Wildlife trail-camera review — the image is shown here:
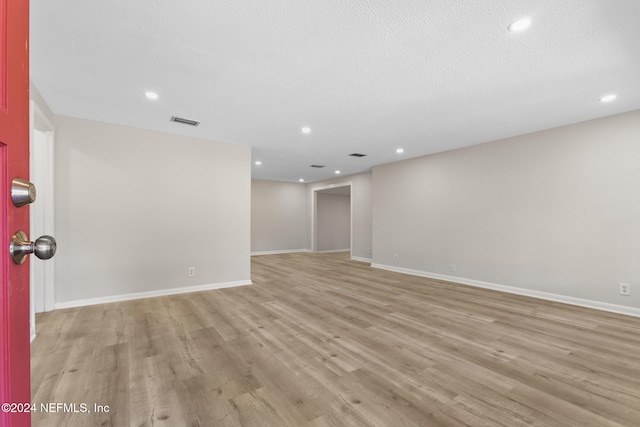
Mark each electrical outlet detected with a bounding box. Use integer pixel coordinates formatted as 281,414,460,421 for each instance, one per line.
619,283,630,296
450,263,456,272
394,254,399,262
188,267,196,277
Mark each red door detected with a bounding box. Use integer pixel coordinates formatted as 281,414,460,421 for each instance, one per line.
0,0,31,426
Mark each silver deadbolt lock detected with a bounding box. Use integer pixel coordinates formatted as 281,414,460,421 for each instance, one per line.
11,178,36,207
10,231,57,265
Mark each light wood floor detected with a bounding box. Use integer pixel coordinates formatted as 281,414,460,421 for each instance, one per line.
31,252,640,426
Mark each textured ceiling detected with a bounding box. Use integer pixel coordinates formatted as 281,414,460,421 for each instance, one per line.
30,1,640,182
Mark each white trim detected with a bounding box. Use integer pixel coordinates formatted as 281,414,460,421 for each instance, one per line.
54,280,252,310
29,100,58,341
316,248,350,253
351,256,372,263
29,101,35,340
371,263,640,318
251,249,311,256
42,130,55,312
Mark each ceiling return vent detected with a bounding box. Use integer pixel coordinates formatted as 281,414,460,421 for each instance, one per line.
348,153,367,157
170,116,200,126
310,164,326,168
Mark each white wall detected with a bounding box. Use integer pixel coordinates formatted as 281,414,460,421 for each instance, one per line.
372,110,640,312
251,174,371,258
54,115,251,306
251,179,307,253
316,193,350,252
308,172,373,261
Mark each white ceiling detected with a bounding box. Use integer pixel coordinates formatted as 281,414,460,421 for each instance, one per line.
30,1,640,183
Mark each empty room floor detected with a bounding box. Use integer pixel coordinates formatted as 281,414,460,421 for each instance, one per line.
31,252,640,426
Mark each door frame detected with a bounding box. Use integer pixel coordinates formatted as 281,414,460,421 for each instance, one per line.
311,182,353,256
29,100,56,340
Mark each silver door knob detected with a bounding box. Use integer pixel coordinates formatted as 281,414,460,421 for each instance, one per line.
10,231,57,265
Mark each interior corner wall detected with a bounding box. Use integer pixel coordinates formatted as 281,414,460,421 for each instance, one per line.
251,179,307,253
308,172,372,260
372,109,640,310
54,115,251,305
316,193,350,252
30,82,55,125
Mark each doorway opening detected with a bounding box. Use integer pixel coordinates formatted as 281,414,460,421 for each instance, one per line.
311,183,352,257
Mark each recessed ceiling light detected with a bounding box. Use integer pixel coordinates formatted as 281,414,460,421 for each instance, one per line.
508,17,532,33
299,178,305,182
145,91,159,100
335,170,341,174
255,161,262,166
600,94,617,103
396,148,404,154
301,127,311,134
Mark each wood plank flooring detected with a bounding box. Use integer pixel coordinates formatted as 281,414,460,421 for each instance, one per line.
31,252,640,426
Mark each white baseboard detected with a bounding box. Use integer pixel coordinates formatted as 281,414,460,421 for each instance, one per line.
371,263,640,318
54,280,252,310
316,248,350,254
351,256,372,263
251,249,311,256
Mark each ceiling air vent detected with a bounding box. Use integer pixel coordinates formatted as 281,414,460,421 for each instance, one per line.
310,164,325,168
348,153,367,157
170,116,200,126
